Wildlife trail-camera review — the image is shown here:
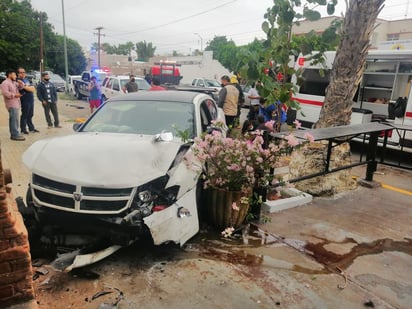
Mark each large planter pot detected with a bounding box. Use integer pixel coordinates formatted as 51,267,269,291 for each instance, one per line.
205,187,251,230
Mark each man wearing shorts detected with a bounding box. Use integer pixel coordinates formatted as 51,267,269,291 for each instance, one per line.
88,76,101,113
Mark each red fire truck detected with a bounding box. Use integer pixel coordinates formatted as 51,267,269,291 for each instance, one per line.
150,60,182,85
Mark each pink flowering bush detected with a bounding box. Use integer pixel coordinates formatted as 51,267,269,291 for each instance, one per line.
186,129,312,193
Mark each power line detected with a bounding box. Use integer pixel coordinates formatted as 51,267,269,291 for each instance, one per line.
114,0,238,37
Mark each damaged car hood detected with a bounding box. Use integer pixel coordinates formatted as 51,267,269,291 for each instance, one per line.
22,132,184,187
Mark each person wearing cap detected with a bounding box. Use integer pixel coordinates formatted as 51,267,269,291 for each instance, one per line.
230,75,244,105
218,75,239,129
230,75,244,127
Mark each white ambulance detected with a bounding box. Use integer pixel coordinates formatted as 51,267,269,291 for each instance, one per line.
291,49,412,149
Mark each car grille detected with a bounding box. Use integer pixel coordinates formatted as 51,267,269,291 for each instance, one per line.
32,174,135,214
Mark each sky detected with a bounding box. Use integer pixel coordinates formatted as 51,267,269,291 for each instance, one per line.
28,0,412,55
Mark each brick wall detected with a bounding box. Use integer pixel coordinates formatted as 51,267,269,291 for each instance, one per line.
0,166,34,307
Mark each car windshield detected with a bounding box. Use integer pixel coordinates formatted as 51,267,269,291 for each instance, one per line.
205,79,220,87
81,100,195,136
136,79,150,90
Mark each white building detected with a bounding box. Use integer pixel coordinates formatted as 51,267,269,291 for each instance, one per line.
292,16,412,50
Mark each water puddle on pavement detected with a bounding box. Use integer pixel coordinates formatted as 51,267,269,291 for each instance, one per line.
190,224,328,275
304,237,412,270
30,223,412,278
190,224,412,275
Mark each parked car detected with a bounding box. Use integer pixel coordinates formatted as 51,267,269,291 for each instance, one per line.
49,72,66,92
192,78,222,91
21,90,227,269
30,71,66,92
0,72,5,84
67,75,81,94
101,75,151,101
73,70,108,99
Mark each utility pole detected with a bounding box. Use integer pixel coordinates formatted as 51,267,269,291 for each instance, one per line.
61,0,69,93
194,33,203,52
40,13,44,73
94,27,105,68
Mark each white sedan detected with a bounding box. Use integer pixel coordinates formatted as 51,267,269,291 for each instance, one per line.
21,91,226,269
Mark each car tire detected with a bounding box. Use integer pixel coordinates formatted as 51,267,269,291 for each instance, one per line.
101,95,107,104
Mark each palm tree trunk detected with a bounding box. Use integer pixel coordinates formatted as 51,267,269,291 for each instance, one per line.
315,0,385,128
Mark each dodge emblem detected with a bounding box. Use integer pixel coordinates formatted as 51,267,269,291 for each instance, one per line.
73,192,83,202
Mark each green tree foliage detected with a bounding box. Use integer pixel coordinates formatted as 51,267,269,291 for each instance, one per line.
256,0,338,108
99,41,156,61
46,36,87,75
100,42,117,55
135,41,156,62
0,0,86,74
118,41,135,56
205,36,239,72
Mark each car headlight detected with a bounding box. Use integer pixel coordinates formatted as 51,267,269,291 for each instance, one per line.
177,207,191,218
138,190,152,202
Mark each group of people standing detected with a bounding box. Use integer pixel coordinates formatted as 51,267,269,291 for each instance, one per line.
0,69,60,141
244,81,288,134
217,75,244,130
88,74,166,114
217,75,289,135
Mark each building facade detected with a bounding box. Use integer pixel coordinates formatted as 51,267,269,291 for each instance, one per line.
292,16,412,49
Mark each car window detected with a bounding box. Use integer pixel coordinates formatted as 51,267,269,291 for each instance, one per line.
205,79,220,87
82,73,90,81
120,79,128,90
102,77,108,87
82,100,195,137
197,81,204,87
112,80,120,91
106,78,113,89
200,99,218,132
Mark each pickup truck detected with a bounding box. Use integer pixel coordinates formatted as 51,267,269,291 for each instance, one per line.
72,70,108,99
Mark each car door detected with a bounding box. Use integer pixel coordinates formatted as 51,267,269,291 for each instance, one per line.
102,77,112,98
112,79,120,94
106,78,118,99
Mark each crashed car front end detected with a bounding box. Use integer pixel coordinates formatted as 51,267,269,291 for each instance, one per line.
20,91,226,270
22,133,200,249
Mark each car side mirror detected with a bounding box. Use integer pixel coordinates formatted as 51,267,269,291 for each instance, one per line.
73,117,86,131
73,123,82,131
154,131,174,142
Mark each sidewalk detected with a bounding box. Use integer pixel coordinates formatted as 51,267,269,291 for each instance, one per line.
0,95,84,199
